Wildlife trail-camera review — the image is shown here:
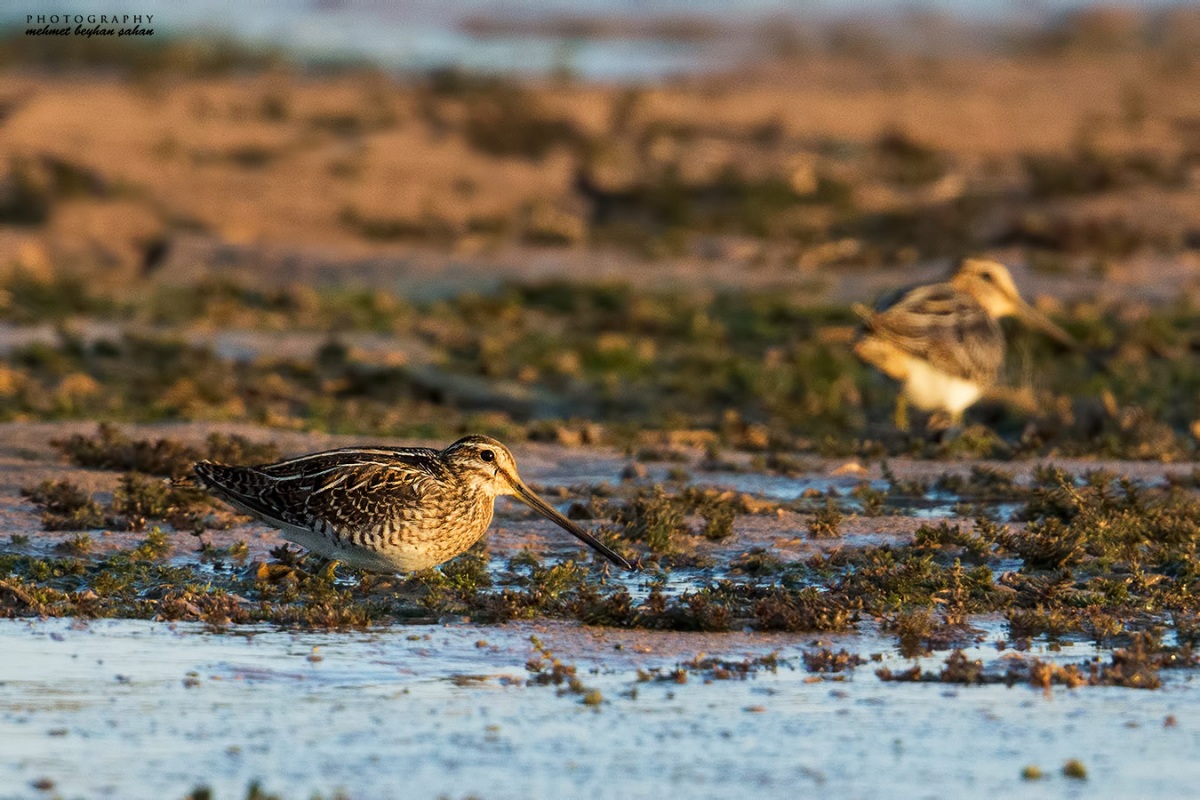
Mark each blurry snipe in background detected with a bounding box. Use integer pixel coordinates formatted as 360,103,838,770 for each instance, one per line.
852,258,1086,431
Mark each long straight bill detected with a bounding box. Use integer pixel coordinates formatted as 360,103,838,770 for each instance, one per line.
1017,301,1111,374
1017,300,1079,350
511,479,634,570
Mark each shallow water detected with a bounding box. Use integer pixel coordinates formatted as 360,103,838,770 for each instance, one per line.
3,618,1199,800
4,427,1200,798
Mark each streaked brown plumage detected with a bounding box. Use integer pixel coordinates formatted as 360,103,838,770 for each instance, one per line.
192,434,633,572
853,258,1079,424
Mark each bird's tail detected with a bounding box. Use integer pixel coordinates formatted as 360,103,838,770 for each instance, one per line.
851,302,875,326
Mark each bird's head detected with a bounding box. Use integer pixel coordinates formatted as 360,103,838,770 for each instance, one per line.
442,435,633,570
443,435,522,495
950,259,1024,318
951,258,1080,349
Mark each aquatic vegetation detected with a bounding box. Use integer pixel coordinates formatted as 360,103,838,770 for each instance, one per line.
22,472,218,534
729,547,786,576
55,533,93,556
0,269,1196,673
802,648,866,674
4,455,1200,688
21,479,106,530
525,634,599,704
54,423,280,478
933,466,1023,500
677,651,783,680
1023,147,1186,199
876,651,1088,689
700,500,737,541
0,276,1194,459
614,486,688,553
912,522,993,562
808,503,843,538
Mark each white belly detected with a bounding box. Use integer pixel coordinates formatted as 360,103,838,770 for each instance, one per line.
903,360,983,415
276,522,451,573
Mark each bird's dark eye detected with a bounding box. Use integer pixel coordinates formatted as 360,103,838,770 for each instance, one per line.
980,272,994,282
480,450,495,462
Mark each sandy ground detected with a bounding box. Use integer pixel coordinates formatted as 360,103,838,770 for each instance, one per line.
4,46,1200,305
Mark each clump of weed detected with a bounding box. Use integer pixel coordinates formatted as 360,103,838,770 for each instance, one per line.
633,584,735,632
111,473,173,528
874,664,922,682
874,128,947,187
700,500,737,541
880,461,928,498
130,528,172,561
752,586,854,632
802,648,865,673
111,473,214,532
808,502,843,538
852,482,886,516
933,466,1023,500
939,649,985,684
730,547,785,576
21,479,105,530
55,533,93,556
885,608,938,657
54,424,279,478
1023,147,1184,198
612,486,688,553
465,92,582,160
1006,605,1086,640
0,270,110,321
339,206,457,244
679,652,782,680
1024,658,1085,692
762,451,810,475
1000,518,1085,570
524,634,600,703
417,543,494,615
23,471,215,534
592,488,746,563
876,649,1091,690
199,539,250,564
1087,631,1196,689
1003,212,1178,259
912,521,993,562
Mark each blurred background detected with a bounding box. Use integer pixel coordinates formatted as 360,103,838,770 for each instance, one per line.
4,1,1199,290
0,0,1198,453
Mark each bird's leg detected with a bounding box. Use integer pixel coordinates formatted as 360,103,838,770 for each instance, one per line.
893,394,910,433
927,410,964,444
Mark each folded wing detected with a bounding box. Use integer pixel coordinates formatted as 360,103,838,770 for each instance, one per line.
859,283,1004,385
194,447,449,534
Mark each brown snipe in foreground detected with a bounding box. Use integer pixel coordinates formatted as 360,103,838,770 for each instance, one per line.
192,435,633,572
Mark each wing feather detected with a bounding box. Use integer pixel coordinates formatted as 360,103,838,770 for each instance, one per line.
858,282,1004,384
194,447,453,536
